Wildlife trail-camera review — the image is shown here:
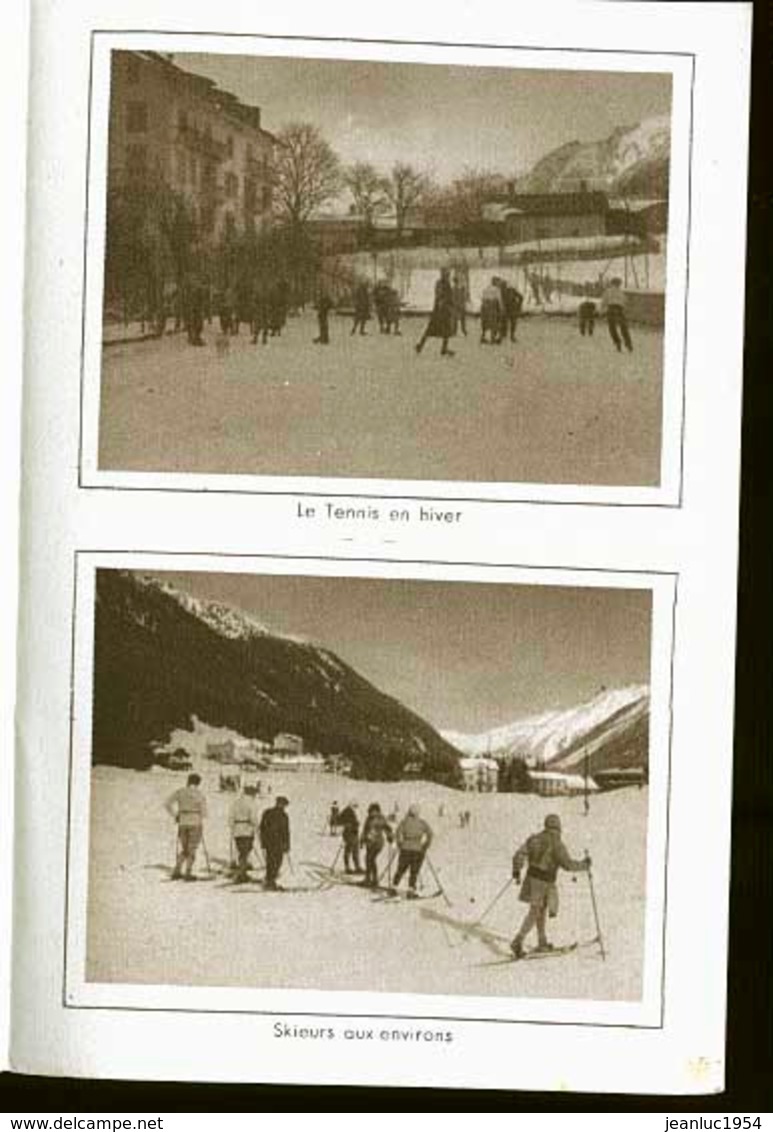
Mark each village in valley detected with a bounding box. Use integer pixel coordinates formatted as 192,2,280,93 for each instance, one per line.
86,570,653,1003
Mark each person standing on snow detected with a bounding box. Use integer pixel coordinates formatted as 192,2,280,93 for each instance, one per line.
338,802,362,874
509,813,590,958
388,804,433,899
259,795,291,891
359,802,394,888
165,772,208,881
228,783,259,884
600,277,633,353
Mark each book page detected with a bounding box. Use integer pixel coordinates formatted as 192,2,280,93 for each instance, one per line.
11,0,751,1093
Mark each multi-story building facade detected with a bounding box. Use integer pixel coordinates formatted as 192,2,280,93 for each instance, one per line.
108,50,275,241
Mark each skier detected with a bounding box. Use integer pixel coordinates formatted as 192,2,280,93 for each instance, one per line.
360,802,394,888
338,802,363,874
328,801,340,835
388,804,433,899
229,783,259,883
509,813,590,958
165,772,207,881
259,795,291,891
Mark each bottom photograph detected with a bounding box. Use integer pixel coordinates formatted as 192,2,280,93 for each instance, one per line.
71,560,671,1016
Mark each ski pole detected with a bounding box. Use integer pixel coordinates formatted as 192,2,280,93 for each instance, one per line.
200,832,213,876
425,853,452,908
472,876,514,928
584,852,606,961
377,847,397,888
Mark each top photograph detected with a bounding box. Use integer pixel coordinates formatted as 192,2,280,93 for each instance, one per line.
81,36,693,503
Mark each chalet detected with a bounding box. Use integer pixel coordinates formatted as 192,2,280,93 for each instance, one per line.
606,198,668,238
459,756,499,793
592,767,647,792
272,733,304,756
528,771,599,797
482,191,609,244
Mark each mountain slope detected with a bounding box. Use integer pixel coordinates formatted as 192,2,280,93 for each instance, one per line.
520,115,670,198
442,685,650,773
93,570,462,784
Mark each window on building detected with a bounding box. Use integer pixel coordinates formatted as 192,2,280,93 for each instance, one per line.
225,172,239,199
126,56,141,84
177,109,188,134
261,185,272,211
226,135,234,158
126,101,148,133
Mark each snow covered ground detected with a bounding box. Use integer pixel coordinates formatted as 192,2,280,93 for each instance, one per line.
86,765,647,1003
98,311,664,486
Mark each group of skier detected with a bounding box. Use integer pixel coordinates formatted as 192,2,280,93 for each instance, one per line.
165,774,593,959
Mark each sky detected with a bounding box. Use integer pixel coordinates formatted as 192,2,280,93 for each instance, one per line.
176,52,671,184
147,570,652,734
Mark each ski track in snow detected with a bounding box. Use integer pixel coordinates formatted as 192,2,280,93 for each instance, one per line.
86,766,647,1002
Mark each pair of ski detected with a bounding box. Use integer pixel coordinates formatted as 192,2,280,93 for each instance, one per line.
370,888,443,904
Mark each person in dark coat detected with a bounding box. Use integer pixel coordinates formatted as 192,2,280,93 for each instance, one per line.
578,298,597,337
373,280,391,333
351,281,371,336
259,796,290,891
338,802,362,873
384,286,402,335
268,279,289,337
502,282,524,342
415,267,456,356
510,813,589,958
328,801,340,835
183,272,206,346
360,803,394,888
252,278,271,345
313,288,334,345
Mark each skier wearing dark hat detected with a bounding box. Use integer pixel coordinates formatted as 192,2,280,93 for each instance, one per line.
510,814,590,958
360,803,394,888
338,802,363,874
259,796,290,891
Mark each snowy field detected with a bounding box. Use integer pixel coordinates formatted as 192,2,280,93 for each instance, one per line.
86,765,647,1003
98,312,664,486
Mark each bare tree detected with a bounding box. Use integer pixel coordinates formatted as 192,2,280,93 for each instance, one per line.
271,123,342,228
343,162,389,232
385,162,431,239
422,167,510,231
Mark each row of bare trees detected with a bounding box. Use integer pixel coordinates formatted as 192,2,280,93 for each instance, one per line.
270,123,513,237
104,119,516,326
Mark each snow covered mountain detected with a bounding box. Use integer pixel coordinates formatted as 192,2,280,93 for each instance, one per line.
442,685,650,772
93,570,462,783
520,115,671,198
